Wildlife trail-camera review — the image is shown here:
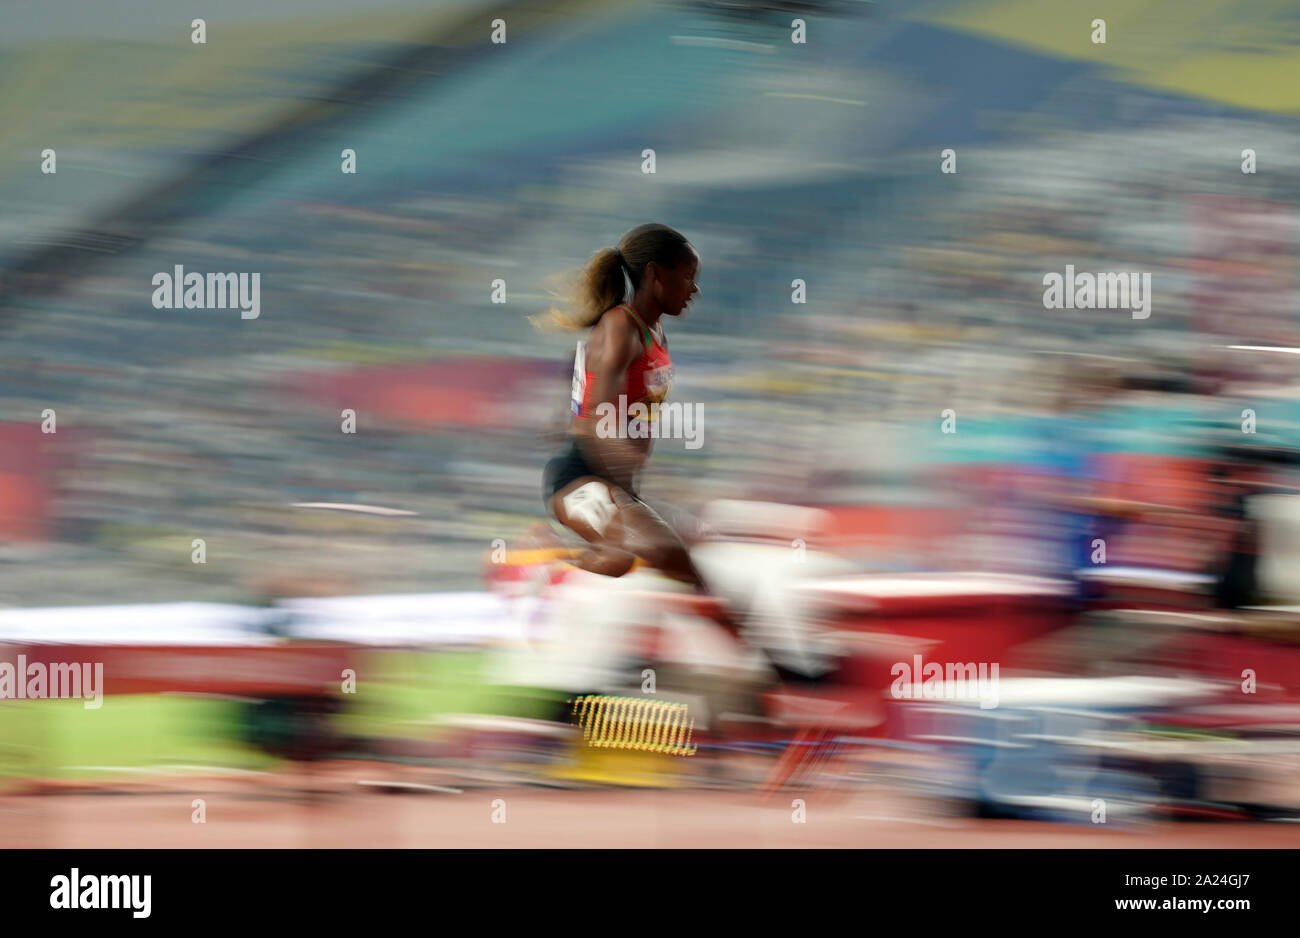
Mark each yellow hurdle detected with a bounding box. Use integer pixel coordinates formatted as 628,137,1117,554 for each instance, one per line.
571,695,696,756
548,696,696,787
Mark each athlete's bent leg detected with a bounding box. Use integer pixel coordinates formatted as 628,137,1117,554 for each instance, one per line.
616,498,705,587
548,476,701,587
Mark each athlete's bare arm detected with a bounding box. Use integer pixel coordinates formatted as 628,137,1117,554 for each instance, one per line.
573,309,650,491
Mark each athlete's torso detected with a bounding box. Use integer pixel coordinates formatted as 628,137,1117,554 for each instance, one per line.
570,303,674,427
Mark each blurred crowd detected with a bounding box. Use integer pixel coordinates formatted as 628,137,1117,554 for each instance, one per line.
2,3,1299,610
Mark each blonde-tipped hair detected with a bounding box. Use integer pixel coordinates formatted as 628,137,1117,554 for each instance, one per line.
531,247,624,332
531,223,693,332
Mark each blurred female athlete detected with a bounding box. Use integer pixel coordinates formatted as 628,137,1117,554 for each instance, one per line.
539,223,707,587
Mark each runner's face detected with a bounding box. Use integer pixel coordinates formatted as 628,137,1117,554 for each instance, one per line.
655,251,700,317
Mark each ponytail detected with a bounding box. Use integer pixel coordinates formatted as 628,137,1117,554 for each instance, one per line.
532,223,691,332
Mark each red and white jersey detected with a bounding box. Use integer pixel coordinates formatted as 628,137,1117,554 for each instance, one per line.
571,303,673,424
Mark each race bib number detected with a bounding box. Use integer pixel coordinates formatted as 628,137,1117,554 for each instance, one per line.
562,481,617,535
643,364,673,401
